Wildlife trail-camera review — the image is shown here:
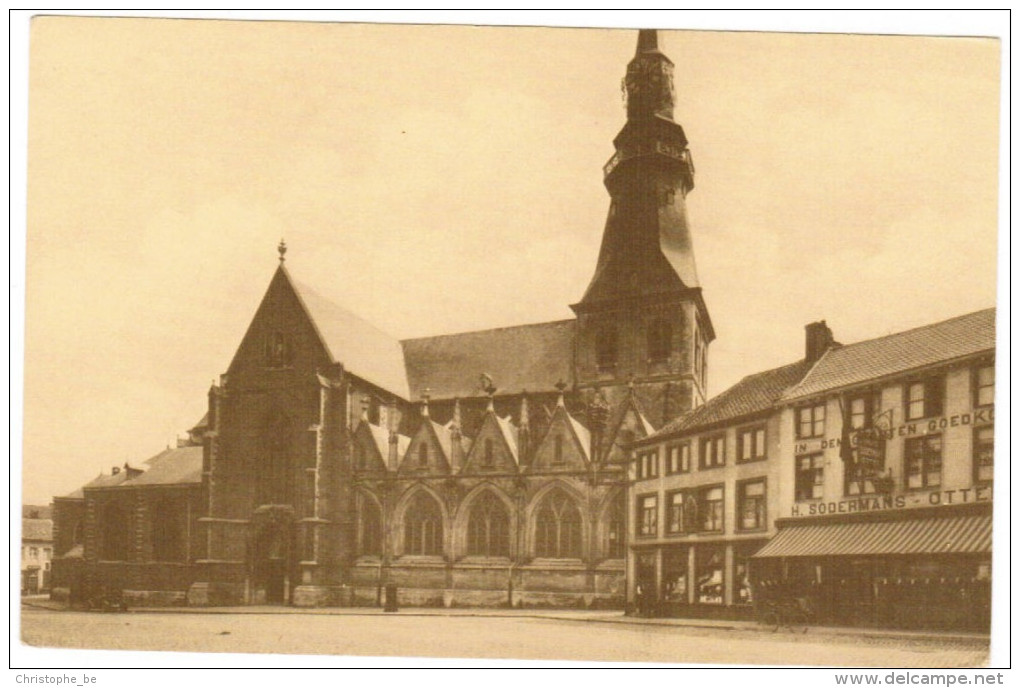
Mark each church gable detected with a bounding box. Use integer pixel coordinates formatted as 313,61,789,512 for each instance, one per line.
227,265,333,379
399,421,451,475
352,422,392,473
462,413,518,475
530,405,590,472
603,396,655,466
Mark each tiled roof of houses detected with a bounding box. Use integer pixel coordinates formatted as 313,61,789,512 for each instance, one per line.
401,320,575,400
22,519,53,541
781,308,996,402
642,359,814,442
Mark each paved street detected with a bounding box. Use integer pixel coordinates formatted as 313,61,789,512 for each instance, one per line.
19,605,989,667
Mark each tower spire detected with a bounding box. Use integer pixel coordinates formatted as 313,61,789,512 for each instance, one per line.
636,29,659,54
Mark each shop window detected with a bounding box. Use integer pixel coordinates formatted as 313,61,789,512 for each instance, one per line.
733,544,758,606
697,485,724,533
665,443,691,474
905,434,943,490
534,490,583,558
150,498,186,562
737,479,766,531
973,426,994,484
467,492,510,557
358,498,382,556
737,426,766,463
637,494,658,537
647,319,671,363
665,490,689,535
403,492,443,556
974,365,995,407
904,377,944,421
595,327,618,370
795,453,824,501
636,449,659,479
700,434,726,469
796,404,826,439
662,547,689,604
696,546,725,605
605,493,626,559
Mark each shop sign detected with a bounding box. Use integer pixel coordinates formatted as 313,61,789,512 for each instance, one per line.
794,407,994,455
790,485,992,517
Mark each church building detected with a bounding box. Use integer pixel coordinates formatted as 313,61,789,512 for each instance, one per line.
51,30,714,608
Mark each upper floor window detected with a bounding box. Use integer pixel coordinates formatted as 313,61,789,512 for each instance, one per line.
737,426,766,463
737,479,766,531
595,327,618,370
637,494,658,537
973,426,994,484
665,490,688,535
797,404,826,439
700,434,726,469
905,434,942,490
263,331,293,368
698,485,724,533
904,378,944,421
795,453,824,501
647,319,671,363
849,395,874,430
974,365,995,407
636,449,659,479
665,443,691,474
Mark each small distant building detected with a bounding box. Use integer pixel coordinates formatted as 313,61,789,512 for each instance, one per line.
21,505,53,594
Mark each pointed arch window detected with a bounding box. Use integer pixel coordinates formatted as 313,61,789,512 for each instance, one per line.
467,493,510,557
263,331,294,368
404,492,443,556
358,498,382,556
258,414,291,505
534,490,583,559
647,318,672,363
418,443,429,468
100,501,130,561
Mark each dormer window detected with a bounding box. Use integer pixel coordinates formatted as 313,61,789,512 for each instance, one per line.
263,331,293,368
595,327,618,371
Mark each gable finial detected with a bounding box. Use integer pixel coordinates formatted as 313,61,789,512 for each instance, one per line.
421,388,431,418
554,379,568,408
277,238,287,263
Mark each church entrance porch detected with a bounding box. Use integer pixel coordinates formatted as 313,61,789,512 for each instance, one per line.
249,505,296,605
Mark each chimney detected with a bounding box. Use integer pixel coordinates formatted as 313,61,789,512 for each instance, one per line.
805,321,834,363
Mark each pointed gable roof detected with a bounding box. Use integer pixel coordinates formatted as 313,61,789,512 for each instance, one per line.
357,420,409,468
287,271,409,399
464,411,519,470
531,403,591,468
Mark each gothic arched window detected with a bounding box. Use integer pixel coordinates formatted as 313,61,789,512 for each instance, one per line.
534,490,583,559
467,493,510,557
258,413,291,505
403,492,443,556
595,326,618,370
418,443,429,468
358,498,382,556
647,319,672,363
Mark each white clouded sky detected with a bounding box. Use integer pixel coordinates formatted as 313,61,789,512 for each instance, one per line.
17,12,1003,506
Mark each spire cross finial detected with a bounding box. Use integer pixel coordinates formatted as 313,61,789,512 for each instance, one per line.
278,239,287,263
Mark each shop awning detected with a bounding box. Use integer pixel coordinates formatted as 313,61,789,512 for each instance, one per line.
752,513,992,558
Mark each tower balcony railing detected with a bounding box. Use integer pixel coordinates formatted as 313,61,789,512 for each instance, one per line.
603,141,691,178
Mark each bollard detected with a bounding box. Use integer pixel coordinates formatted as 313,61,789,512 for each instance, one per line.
384,583,398,613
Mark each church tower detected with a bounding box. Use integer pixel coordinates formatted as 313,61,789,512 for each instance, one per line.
572,30,714,427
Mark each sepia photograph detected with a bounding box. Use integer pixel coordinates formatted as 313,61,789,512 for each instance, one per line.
13,10,1006,674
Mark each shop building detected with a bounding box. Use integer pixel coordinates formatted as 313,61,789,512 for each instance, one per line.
21,505,54,595
753,309,995,631
627,308,995,631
